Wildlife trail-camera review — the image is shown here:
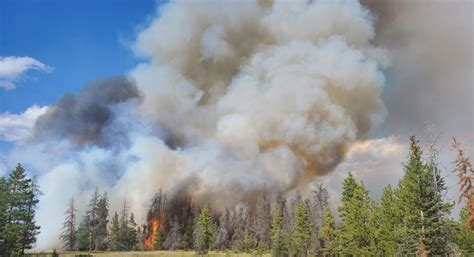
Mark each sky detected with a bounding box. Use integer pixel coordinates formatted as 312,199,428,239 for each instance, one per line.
0,0,159,151
0,0,472,250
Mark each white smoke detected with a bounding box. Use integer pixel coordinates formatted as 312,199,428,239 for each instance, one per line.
3,0,390,249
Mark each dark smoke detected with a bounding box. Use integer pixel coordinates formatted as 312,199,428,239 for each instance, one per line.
33,76,141,147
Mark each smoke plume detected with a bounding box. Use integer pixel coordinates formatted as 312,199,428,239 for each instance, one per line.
5,0,392,249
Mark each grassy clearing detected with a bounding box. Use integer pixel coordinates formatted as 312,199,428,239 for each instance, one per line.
26,251,271,257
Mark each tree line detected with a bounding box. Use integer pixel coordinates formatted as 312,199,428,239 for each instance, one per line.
57,136,473,255
0,135,472,256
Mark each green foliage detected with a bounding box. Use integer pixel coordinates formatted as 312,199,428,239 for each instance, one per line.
193,206,216,254
2,164,40,255
453,206,474,254
127,213,139,250
319,208,336,255
109,212,121,250
76,216,91,251
378,185,398,255
291,200,312,257
337,173,379,255
271,206,289,257
154,227,164,250
395,136,453,255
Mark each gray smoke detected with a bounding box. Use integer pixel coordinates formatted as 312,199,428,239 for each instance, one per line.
33,76,141,147
5,0,395,250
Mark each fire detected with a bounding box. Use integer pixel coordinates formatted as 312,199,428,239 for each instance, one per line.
143,213,166,250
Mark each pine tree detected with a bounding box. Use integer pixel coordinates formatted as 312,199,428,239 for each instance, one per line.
453,205,474,254
194,206,216,254
255,189,271,250
271,206,289,257
86,187,99,250
338,173,378,255
59,197,77,251
319,208,337,256
164,216,181,250
379,185,398,254
213,209,230,250
310,182,329,253
153,226,164,250
395,136,453,255
127,213,138,250
3,164,40,255
291,200,312,257
76,216,90,251
109,212,121,250
180,215,194,250
94,192,109,250
0,177,8,254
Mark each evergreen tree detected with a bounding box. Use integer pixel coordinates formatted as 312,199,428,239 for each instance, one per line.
127,213,138,250
291,200,312,257
180,215,194,250
319,208,337,256
194,206,216,254
310,182,329,253
59,197,77,251
154,226,164,250
379,185,398,254
213,209,230,250
0,177,8,254
3,164,40,255
109,212,121,250
86,187,99,250
338,174,378,255
271,206,289,257
94,192,109,250
395,136,453,255
164,216,181,250
76,216,90,251
255,189,271,250
453,205,474,254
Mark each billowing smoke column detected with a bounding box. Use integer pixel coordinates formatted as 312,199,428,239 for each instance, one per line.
14,0,388,249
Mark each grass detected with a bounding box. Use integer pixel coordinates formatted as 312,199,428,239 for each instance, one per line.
26,251,271,257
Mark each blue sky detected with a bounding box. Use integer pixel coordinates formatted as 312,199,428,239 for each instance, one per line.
0,0,165,152
0,0,160,114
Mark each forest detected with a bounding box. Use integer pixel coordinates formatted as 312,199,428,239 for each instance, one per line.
0,136,473,256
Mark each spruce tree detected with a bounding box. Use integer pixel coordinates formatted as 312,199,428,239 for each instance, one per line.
194,206,216,254
153,226,164,250
338,173,378,255
395,136,453,255
164,216,181,250
86,187,99,250
59,197,77,251
95,192,109,250
0,177,8,254
379,185,398,254
255,189,271,250
76,216,90,251
319,208,337,256
3,164,40,255
291,200,312,256
109,212,121,250
271,206,289,257
127,213,138,250
453,206,474,254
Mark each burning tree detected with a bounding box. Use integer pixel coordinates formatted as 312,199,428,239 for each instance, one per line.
451,137,474,230
143,190,167,250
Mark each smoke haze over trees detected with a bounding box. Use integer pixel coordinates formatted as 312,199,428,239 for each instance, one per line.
0,0,472,252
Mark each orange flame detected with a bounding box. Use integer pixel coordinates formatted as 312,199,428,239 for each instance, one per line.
143,213,166,250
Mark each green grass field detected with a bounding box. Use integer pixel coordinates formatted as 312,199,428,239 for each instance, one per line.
26,251,271,257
